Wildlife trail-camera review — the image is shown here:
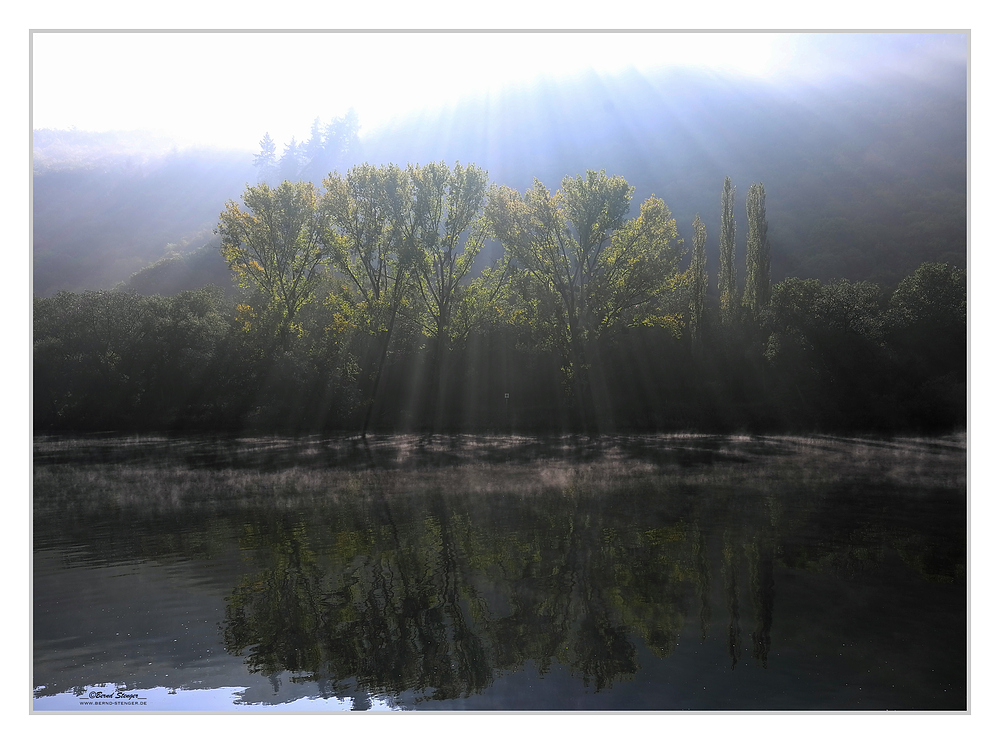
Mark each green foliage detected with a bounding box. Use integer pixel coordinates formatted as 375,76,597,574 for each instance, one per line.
321,163,427,432
484,171,686,430
765,276,886,367
887,262,966,329
688,214,708,346
718,176,738,324
406,162,491,346
882,263,966,426
486,170,685,356
217,180,333,344
33,287,233,428
743,182,771,321
35,153,967,435
322,163,413,317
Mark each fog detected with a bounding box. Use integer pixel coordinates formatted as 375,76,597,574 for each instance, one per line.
32,32,966,295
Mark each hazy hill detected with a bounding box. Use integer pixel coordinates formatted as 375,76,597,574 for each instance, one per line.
32,59,966,298
362,65,966,287
33,130,254,296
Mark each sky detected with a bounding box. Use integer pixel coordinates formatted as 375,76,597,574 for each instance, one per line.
31,31,967,154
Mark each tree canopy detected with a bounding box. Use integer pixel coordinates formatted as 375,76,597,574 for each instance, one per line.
217,180,332,345
33,161,966,436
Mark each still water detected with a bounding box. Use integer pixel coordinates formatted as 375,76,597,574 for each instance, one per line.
33,434,967,711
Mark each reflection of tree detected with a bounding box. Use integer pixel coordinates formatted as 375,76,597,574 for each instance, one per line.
223,518,327,677
319,495,495,701
215,471,955,704
693,523,712,642
723,530,742,670
573,613,637,692
747,536,774,668
608,524,689,660
222,490,697,699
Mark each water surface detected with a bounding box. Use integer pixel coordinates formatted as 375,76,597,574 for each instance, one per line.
33,434,967,711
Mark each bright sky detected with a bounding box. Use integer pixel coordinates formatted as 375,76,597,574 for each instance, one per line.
30,31,967,153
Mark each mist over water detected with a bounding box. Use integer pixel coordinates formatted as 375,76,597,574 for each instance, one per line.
33,434,966,711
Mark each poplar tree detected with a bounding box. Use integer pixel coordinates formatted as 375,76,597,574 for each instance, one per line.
321,164,416,435
408,162,490,346
406,162,491,430
718,177,737,324
217,180,332,347
742,182,771,322
486,170,684,430
689,214,708,348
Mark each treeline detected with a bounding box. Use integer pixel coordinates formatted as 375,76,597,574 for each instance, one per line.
32,164,966,435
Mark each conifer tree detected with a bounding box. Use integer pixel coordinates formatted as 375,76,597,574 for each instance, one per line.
718,177,737,324
278,138,303,182
252,133,278,185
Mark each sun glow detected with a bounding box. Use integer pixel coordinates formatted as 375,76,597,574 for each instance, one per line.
32,31,790,152
32,31,964,160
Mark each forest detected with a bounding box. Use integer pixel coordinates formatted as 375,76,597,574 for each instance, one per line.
32,154,966,435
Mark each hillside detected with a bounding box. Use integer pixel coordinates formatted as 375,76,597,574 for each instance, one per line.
362,65,967,287
32,61,966,298
32,130,254,296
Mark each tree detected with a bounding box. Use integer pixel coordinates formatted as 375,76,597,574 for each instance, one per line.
718,177,737,324
278,137,304,182
884,263,966,427
301,110,362,183
33,287,234,430
253,133,278,185
743,182,771,322
321,163,418,434
217,180,332,347
688,214,708,349
403,162,492,429
887,262,966,330
303,117,325,167
486,170,684,428
408,162,491,346
324,109,361,165
764,277,891,429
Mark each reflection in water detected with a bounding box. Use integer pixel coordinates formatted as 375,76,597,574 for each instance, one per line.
748,535,775,669
724,529,743,671
33,435,967,710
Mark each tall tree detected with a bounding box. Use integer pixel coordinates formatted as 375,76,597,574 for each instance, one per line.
253,133,278,185
278,137,304,182
486,170,684,428
303,117,325,166
718,177,737,324
393,161,492,430
316,110,362,181
408,162,491,346
217,180,332,347
742,182,771,322
688,214,708,349
321,163,417,435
